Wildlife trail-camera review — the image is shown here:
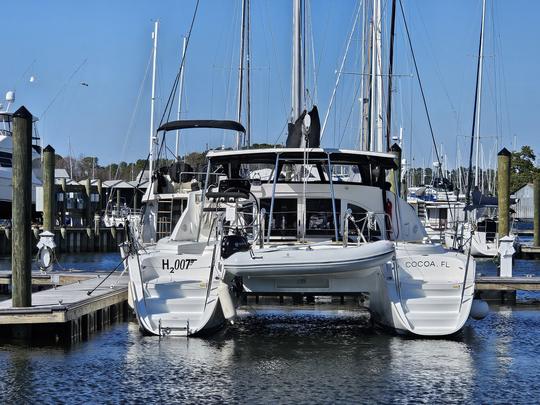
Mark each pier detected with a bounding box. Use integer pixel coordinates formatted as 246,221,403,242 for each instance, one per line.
0,274,128,344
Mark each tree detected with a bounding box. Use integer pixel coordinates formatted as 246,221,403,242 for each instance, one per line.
510,145,539,192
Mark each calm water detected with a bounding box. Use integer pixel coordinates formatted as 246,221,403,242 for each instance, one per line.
0,254,538,404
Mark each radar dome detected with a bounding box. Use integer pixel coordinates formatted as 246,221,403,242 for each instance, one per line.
5,91,15,102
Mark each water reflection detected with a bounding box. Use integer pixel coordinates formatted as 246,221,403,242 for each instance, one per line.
0,305,539,403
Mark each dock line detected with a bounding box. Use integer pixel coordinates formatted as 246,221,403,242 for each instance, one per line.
86,254,129,296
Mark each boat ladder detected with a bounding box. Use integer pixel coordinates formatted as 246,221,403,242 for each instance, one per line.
158,318,190,337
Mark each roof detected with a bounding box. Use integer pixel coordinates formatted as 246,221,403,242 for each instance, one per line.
101,180,134,189
158,119,245,133
55,169,71,179
206,147,397,168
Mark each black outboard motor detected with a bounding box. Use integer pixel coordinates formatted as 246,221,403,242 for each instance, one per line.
221,229,250,259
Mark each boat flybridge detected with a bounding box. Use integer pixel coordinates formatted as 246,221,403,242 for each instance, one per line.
123,120,479,337
0,110,42,219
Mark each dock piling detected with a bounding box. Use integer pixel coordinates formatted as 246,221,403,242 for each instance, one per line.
11,106,33,308
497,148,511,237
42,145,56,232
534,176,540,247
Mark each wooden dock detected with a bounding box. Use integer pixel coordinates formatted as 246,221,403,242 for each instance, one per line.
0,273,129,343
0,270,97,288
517,245,540,259
476,276,540,291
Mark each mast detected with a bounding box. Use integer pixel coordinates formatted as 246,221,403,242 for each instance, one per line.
175,36,187,159
360,1,372,151
369,0,383,152
148,20,159,177
246,0,251,147
236,0,247,150
474,0,486,190
292,0,304,124
385,0,397,152
465,0,486,208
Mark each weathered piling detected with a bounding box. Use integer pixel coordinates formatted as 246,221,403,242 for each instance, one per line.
389,143,402,196
11,106,33,307
60,177,67,226
85,178,92,226
497,148,511,237
116,189,121,209
97,178,103,210
534,176,540,247
42,145,56,231
85,178,94,251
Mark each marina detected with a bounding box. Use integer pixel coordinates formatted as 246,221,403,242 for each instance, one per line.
0,253,538,403
1,0,539,403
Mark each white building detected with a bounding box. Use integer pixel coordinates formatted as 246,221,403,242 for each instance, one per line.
513,183,535,220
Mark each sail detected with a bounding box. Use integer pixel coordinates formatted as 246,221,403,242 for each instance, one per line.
285,105,321,148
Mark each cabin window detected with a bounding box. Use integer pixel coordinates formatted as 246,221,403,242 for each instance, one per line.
306,199,341,236
260,198,297,237
346,203,382,242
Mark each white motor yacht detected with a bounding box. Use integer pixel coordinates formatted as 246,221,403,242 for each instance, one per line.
0,110,42,219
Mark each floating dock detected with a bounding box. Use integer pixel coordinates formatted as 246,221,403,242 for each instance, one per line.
517,245,540,260
476,276,540,291
0,273,129,344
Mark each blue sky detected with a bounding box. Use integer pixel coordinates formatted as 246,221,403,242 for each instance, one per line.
1,0,539,168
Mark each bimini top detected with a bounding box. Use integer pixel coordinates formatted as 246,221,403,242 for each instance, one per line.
207,147,397,169
157,120,245,133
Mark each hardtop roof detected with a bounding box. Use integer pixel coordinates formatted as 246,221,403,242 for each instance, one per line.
206,147,397,169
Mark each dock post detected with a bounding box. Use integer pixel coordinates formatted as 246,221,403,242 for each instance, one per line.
497,148,511,237
11,106,33,308
85,178,94,251
534,176,540,247
42,145,56,231
60,178,67,226
116,189,121,211
111,226,117,251
389,143,402,197
97,178,103,210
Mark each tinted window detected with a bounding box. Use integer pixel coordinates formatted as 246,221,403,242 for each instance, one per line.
260,198,297,237
306,199,340,236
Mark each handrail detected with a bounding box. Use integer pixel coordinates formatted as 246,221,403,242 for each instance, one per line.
326,153,339,242
266,153,280,242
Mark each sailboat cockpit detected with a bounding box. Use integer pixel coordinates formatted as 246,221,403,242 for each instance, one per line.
187,147,426,246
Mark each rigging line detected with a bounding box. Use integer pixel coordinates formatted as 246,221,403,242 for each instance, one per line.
262,0,288,118
40,59,88,119
320,0,362,140
308,0,318,104
14,59,37,91
272,115,291,146
105,47,154,214
222,0,241,147
338,80,362,148
398,0,454,221
464,0,485,210
414,2,459,127
157,0,200,129
154,0,200,167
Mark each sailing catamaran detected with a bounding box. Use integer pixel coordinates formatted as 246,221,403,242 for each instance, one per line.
123,0,481,337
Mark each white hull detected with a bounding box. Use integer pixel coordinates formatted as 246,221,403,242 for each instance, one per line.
239,242,475,336
444,227,509,257
225,240,394,277
125,242,228,336
372,243,475,336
